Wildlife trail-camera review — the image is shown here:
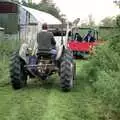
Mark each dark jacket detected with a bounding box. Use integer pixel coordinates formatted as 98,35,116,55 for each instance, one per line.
74,33,82,42
37,30,56,50
84,34,95,42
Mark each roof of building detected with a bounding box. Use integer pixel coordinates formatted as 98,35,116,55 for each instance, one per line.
20,5,62,25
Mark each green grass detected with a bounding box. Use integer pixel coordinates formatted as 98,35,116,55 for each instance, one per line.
0,60,105,120
0,32,120,120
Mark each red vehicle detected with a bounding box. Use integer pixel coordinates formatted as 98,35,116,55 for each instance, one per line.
67,28,101,58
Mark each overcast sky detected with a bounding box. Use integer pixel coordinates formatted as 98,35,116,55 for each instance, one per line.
33,0,120,24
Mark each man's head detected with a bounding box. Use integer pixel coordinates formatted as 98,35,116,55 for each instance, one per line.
88,30,92,33
88,30,92,36
42,23,48,30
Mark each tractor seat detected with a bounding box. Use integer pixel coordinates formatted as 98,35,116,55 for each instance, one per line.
37,49,55,59
37,49,52,55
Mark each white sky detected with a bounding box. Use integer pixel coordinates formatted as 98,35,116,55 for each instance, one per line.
32,0,120,24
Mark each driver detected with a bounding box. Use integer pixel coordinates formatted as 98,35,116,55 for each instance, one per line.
37,23,56,50
83,30,95,42
37,23,57,60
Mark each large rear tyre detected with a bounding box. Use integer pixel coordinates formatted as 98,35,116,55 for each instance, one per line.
73,61,76,80
10,51,27,89
60,50,74,91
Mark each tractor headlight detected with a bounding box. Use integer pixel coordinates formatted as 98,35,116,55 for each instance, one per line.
27,48,32,55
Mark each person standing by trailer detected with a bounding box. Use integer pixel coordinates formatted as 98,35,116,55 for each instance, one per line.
74,32,82,42
83,30,96,42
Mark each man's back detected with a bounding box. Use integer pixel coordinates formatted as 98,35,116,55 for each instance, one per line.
37,31,55,50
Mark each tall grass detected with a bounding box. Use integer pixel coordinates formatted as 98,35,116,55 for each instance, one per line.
0,40,19,86
78,29,120,119
0,40,19,58
1,30,120,119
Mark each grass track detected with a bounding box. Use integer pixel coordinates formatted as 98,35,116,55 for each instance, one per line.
0,60,103,120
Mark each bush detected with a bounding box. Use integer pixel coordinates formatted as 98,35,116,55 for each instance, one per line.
0,40,19,85
0,40,19,58
78,33,120,118
0,58,9,86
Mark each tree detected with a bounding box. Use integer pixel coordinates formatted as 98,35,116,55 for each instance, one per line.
113,0,120,7
116,15,120,27
27,0,63,21
100,17,116,27
80,23,89,28
88,14,95,27
41,0,53,4
113,1,120,27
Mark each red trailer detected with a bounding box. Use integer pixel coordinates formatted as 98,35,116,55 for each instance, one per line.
67,28,101,58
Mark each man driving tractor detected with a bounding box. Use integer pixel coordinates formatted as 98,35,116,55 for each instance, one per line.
37,23,57,61
83,30,96,42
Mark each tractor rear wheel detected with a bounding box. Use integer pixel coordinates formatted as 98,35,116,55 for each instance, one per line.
10,51,27,89
73,61,76,80
60,50,75,91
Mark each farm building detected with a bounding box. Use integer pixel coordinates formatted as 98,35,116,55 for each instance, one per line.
0,0,61,48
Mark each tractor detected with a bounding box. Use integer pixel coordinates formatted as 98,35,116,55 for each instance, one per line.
67,27,101,58
9,23,76,92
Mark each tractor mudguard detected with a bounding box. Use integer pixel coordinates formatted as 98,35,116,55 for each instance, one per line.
56,45,64,60
19,43,30,64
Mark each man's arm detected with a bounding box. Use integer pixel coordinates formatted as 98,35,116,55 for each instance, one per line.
51,37,56,45
50,33,56,46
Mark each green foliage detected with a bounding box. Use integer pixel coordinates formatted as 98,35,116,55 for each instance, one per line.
0,40,109,120
0,60,105,120
0,40,19,57
27,1,62,21
0,58,9,86
110,33,120,55
78,31,120,118
100,17,116,27
0,40,19,86
99,28,119,40
1,30,120,119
